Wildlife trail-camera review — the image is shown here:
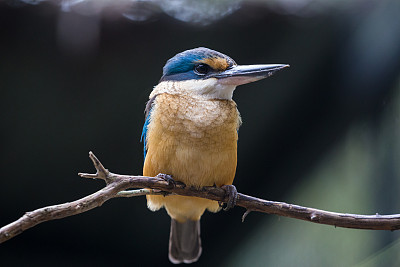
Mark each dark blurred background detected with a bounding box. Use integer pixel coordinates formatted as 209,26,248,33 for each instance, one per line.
1,0,400,266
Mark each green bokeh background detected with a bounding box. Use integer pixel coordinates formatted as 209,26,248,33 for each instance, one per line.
1,1,400,266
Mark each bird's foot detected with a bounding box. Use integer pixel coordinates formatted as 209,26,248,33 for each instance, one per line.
221,185,238,211
156,173,185,188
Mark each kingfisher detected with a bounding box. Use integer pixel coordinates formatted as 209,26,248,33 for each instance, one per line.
141,47,288,264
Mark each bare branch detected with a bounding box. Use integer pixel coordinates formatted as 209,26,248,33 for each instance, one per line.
116,189,166,197
1,152,400,244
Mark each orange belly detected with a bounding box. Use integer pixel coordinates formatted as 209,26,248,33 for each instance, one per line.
144,93,240,222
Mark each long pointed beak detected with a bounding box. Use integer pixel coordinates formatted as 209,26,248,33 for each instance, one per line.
214,64,289,86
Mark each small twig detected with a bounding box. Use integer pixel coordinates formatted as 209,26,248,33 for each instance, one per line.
242,209,252,222
1,152,400,244
78,151,110,182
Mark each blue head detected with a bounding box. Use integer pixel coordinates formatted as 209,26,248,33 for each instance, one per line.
156,47,289,100
160,47,237,82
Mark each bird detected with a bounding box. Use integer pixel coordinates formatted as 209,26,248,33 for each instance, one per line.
141,47,288,264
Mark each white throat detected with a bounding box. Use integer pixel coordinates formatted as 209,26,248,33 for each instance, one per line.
150,79,237,100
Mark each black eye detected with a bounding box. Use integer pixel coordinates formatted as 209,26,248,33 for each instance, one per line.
194,64,210,75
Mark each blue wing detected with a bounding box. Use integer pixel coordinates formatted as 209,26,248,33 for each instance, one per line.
141,95,157,160
141,112,151,160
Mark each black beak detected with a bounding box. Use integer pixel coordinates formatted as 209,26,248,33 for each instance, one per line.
213,64,289,86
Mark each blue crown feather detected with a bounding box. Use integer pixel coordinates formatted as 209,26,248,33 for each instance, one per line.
160,47,235,81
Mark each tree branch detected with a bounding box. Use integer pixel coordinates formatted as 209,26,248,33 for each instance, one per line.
1,151,400,244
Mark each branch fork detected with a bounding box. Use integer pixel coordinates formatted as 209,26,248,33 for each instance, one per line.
78,151,112,183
